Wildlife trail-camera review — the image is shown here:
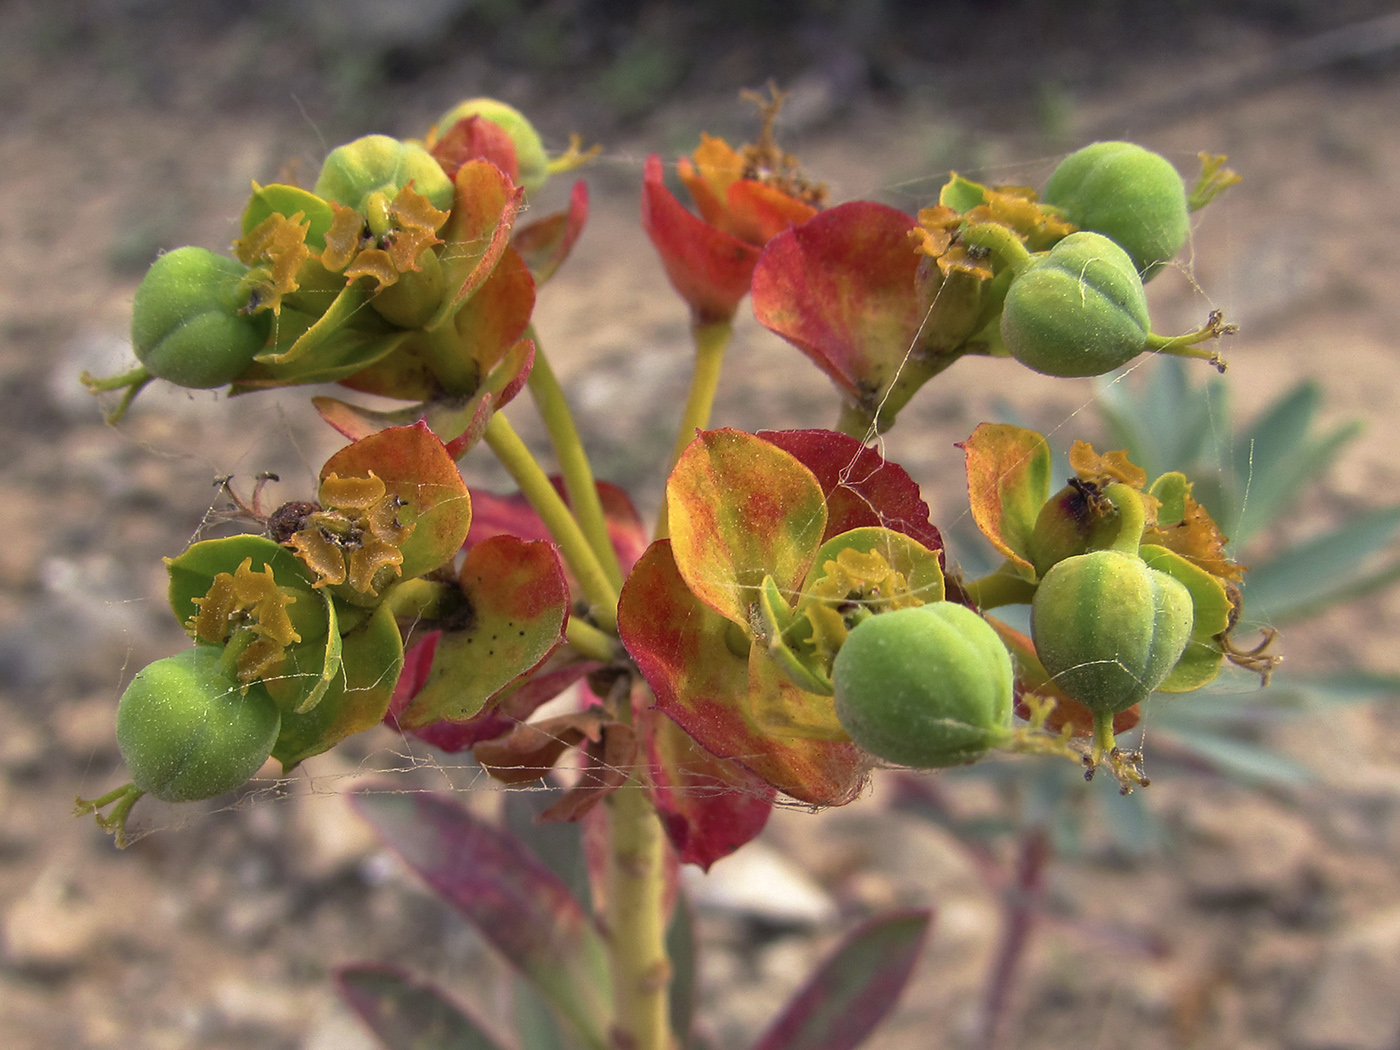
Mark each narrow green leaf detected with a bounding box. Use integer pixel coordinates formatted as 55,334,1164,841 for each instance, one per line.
1159,728,1314,785
1239,504,1400,624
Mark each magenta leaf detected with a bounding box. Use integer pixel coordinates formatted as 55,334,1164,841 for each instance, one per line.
752,909,934,1050
336,962,508,1050
350,790,612,1046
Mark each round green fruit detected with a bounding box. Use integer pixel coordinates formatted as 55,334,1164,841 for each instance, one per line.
832,602,1013,768
313,134,455,214
115,646,281,803
1031,548,1193,715
1001,231,1150,378
132,247,271,388
1043,141,1189,278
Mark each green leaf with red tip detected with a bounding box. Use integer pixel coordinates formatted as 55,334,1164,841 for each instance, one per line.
349,789,612,1047
427,159,525,332
958,422,1053,579
619,540,867,806
396,535,569,727
760,430,943,552
752,202,930,423
667,429,828,628
642,154,759,325
513,179,589,284
320,422,472,582
752,909,933,1050
642,707,775,871
273,601,404,769
336,963,509,1050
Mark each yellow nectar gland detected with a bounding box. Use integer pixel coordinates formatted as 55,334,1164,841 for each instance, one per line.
286,471,415,597
801,547,924,669
187,557,301,687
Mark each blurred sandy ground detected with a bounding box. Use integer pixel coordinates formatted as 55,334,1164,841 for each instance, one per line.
5,2,1400,1048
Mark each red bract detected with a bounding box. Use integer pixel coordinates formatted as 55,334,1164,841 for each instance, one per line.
642,154,760,325
752,201,939,432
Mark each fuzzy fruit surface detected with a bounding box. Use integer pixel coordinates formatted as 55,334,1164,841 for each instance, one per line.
1031,549,1193,715
115,646,281,803
832,602,1013,768
1000,231,1149,378
313,134,455,214
1043,141,1189,278
132,247,271,388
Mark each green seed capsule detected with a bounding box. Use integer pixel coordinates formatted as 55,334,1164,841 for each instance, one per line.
131,247,271,388
1001,231,1150,378
1031,549,1193,715
832,602,1013,767
437,98,550,196
1043,141,1189,278
313,135,455,215
115,647,281,803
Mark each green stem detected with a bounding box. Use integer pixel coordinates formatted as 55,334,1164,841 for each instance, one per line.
834,399,876,441
959,222,1035,276
1101,483,1147,554
654,319,734,540
483,412,619,633
1144,311,1234,370
961,566,1040,609
422,321,482,395
80,366,154,424
567,617,625,663
604,680,672,1050
525,327,625,592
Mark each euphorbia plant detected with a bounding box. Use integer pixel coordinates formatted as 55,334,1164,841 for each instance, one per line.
76,90,1273,1050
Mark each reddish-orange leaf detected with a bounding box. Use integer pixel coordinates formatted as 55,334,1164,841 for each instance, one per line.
958,423,1053,579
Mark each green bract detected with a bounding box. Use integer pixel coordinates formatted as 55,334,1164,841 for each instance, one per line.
438,97,550,196
115,646,281,803
132,246,271,388
313,134,454,215
832,602,1013,767
1031,548,1193,715
1043,141,1189,278
1001,231,1150,378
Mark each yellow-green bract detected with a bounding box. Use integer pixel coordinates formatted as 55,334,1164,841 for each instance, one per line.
832,602,1013,767
132,247,271,388
1000,232,1150,378
1043,141,1189,278
1031,548,1193,714
115,646,281,803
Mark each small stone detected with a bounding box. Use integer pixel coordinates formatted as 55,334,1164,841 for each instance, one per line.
2,863,107,970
